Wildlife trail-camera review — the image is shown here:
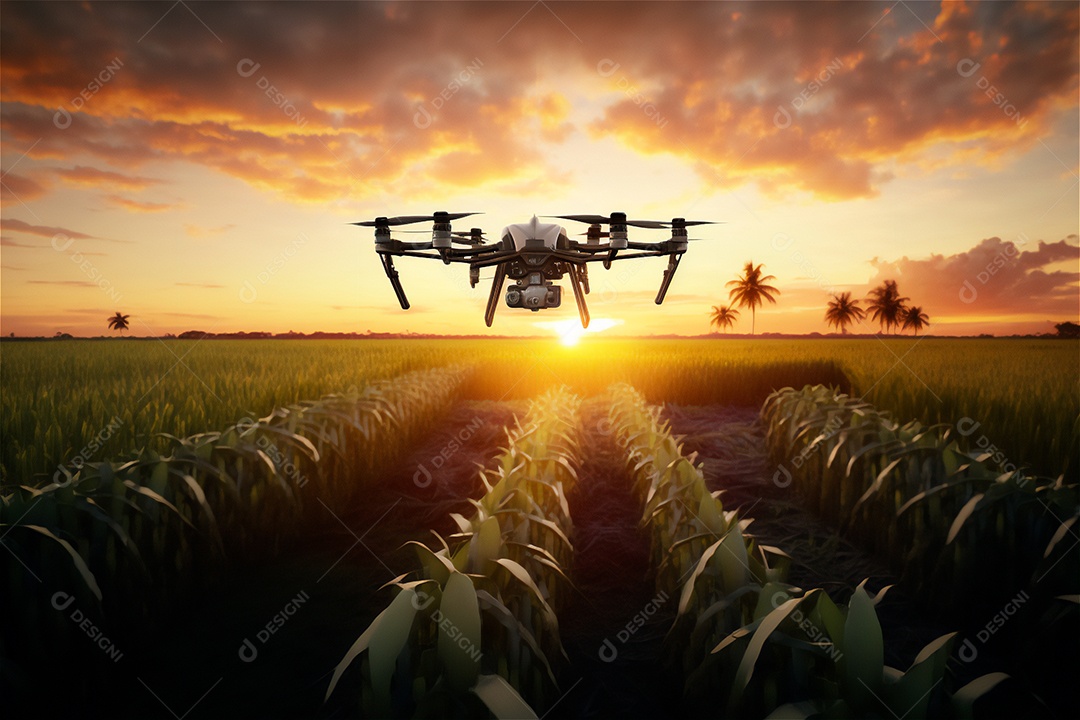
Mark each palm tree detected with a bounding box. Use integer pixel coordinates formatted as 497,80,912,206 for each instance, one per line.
107,312,130,335
709,304,740,334
865,280,909,334
726,262,780,335
824,292,865,334
901,306,930,336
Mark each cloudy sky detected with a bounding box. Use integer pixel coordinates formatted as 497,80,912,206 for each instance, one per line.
1,0,1077,338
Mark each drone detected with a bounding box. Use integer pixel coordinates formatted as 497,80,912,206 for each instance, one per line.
351,211,716,328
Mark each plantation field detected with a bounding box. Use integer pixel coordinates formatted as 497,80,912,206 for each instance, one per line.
2,337,1077,486
1,337,1077,719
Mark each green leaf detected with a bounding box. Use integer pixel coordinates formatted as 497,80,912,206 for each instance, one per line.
470,515,504,571
438,573,482,692
19,524,102,601
947,493,985,544
888,633,955,718
727,596,803,712
405,540,455,585
368,588,419,713
1044,515,1077,559
843,585,883,711
951,673,1009,720
472,673,539,720
765,701,822,719
324,605,388,702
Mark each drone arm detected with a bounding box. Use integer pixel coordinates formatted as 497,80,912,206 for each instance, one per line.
484,263,507,327
379,253,410,309
655,252,683,305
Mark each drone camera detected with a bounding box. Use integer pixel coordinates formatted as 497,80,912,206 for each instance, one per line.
506,272,561,311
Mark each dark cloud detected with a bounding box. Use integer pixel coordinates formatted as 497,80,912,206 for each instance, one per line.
1,236,37,247
0,172,48,201
28,279,97,287
2,2,1073,203
0,217,98,239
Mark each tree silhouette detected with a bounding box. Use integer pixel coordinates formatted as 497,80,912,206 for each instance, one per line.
866,280,909,334
901,306,930,336
709,304,740,334
1055,321,1080,338
726,262,779,335
824,292,865,334
107,312,130,335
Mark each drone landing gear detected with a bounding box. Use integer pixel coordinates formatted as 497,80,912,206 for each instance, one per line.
380,254,410,309
655,253,683,305
484,264,507,327
567,264,590,329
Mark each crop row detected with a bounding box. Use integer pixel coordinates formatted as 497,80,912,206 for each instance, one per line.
762,385,1079,618
326,386,582,718
607,383,1004,718
0,367,468,668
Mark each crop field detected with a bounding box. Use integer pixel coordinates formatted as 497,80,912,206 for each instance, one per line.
1,337,1077,719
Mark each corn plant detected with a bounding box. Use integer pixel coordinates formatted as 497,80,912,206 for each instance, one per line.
607,384,786,671
326,387,582,718
707,582,1009,719
609,383,1006,718
762,385,1079,615
1,367,469,668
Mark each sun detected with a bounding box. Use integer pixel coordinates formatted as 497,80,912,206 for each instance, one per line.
558,325,585,346
537,317,623,346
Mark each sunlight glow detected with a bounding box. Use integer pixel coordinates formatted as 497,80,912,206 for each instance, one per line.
535,318,624,346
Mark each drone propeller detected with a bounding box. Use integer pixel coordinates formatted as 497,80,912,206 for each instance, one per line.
389,228,487,244
351,211,481,227
550,214,664,229
552,213,717,229
452,228,487,245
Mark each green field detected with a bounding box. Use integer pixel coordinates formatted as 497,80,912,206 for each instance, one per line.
2,338,1076,486
1,338,1077,718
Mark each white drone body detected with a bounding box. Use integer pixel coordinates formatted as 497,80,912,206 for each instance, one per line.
502,216,565,251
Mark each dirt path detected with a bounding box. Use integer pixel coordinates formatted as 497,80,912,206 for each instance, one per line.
556,399,679,719
664,404,960,672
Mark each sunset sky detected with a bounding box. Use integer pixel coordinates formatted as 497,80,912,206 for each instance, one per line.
1,0,1077,338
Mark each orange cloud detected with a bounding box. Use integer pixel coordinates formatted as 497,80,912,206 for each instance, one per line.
866,235,1079,317
54,165,162,190
184,223,235,238
105,195,182,213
